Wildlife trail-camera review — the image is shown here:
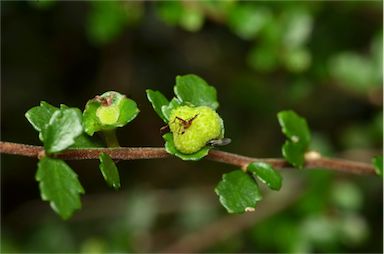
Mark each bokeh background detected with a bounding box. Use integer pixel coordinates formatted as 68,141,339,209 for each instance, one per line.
1,1,382,253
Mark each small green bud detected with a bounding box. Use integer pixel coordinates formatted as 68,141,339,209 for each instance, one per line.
83,91,139,136
169,105,224,154
96,105,120,125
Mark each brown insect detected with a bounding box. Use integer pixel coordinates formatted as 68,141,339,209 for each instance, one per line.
160,114,199,135
175,114,199,134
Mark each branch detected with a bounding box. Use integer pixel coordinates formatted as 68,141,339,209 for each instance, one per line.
0,141,375,175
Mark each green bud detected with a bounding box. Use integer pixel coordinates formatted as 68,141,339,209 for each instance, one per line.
96,105,120,125
83,91,139,136
169,105,224,154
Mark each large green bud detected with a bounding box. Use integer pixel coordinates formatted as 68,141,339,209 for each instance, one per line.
169,106,224,154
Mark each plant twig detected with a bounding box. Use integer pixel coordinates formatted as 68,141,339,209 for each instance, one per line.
0,141,376,175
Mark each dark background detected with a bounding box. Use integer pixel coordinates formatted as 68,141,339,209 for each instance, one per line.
1,1,382,252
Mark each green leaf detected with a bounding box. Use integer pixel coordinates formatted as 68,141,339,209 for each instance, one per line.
161,97,182,122
329,53,379,92
146,89,169,122
117,97,140,125
87,1,142,45
179,7,204,32
83,100,100,136
282,9,313,49
283,47,311,73
372,155,383,176
174,74,219,110
228,5,271,40
25,101,58,133
247,162,282,190
99,153,121,189
277,110,311,145
70,134,104,148
163,133,210,161
215,170,262,214
156,2,203,32
42,108,83,153
156,1,183,25
282,141,306,168
247,43,278,72
36,157,84,219
278,110,311,168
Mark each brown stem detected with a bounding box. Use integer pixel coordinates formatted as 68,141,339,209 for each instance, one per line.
0,141,376,175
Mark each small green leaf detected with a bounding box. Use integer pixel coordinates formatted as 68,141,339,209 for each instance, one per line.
156,1,183,25
60,104,69,109
36,157,84,219
25,101,58,133
146,89,169,122
282,141,306,168
117,97,140,125
87,1,139,45
83,100,100,136
278,110,311,168
247,43,278,72
247,162,282,190
283,47,311,73
83,91,139,135
161,97,182,122
42,108,83,153
372,155,383,176
174,74,219,110
179,7,204,32
282,9,313,49
228,5,271,40
215,170,262,214
70,134,104,148
277,110,311,145
99,153,121,189
329,53,379,92
163,133,209,161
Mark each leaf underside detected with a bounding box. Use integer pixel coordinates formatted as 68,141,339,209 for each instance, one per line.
247,162,282,190
36,157,84,219
99,153,121,189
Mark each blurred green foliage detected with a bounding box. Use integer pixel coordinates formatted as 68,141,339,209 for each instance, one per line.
87,1,142,45
1,0,382,253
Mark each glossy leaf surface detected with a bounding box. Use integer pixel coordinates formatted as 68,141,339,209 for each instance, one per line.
215,170,262,213
42,108,83,153
174,74,219,110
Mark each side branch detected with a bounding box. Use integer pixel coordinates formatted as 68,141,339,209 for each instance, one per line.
0,141,376,175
